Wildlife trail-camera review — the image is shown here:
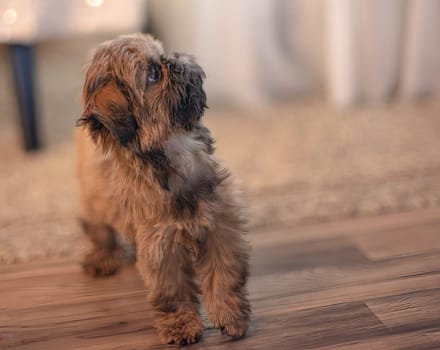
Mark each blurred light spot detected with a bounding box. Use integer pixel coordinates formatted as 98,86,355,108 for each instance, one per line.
86,0,104,8
3,8,17,25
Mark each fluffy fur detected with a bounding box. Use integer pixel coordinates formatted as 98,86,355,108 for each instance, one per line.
75,33,250,345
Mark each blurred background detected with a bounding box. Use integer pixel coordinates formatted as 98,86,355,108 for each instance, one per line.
1,0,440,263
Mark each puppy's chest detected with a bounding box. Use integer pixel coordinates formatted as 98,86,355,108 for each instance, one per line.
113,135,218,222
165,134,217,187
110,170,162,221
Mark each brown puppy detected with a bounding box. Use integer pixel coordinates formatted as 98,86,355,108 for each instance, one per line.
75,33,250,345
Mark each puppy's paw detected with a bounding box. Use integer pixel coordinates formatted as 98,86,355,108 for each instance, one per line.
156,308,203,346
206,297,251,339
82,249,122,277
220,317,249,339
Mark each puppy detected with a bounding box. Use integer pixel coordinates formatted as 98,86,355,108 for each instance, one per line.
75,33,250,345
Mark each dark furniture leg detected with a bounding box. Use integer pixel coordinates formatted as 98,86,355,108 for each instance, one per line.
10,44,40,151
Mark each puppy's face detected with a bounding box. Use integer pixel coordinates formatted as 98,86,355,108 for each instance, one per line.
77,34,207,154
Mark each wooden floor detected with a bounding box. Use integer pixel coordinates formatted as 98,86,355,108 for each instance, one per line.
1,209,440,349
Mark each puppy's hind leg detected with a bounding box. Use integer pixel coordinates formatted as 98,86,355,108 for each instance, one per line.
80,219,123,277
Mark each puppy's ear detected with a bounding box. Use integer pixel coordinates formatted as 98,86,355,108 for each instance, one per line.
76,83,138,147
75,113,104,132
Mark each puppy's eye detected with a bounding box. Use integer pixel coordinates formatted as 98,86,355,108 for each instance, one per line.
148,64,161,84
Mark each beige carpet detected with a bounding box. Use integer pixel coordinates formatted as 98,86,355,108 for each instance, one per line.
1,37,440,263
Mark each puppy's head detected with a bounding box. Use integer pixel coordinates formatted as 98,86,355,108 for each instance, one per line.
76,33,207,155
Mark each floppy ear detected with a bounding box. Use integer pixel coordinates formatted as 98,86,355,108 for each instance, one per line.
76,83,138,147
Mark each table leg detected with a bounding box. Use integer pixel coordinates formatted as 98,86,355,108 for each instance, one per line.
10,44,40,151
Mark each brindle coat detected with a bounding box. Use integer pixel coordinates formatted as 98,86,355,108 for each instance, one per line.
75,34,250,345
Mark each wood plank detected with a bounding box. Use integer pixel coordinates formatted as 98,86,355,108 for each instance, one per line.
251,207,440,248
351,222,440,260
0,265,145,310
2,298,156,350
3,259,439,349
313,328,440,350
251,237,370,276
2,301,387,350
367,289,440,328
250,251,440,300
1,209,440,349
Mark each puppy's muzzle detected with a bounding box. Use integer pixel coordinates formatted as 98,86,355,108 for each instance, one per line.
162,53,207,129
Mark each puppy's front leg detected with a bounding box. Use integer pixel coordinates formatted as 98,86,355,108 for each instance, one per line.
197,220,251,338
136,226,203,346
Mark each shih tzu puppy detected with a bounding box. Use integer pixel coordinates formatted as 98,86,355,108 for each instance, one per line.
75,33,250,345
